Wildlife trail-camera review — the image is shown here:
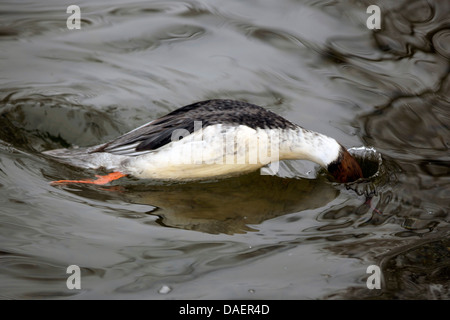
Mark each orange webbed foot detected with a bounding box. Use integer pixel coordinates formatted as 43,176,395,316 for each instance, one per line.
50,172,127,186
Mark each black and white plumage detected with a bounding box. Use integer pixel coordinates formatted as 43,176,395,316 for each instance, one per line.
44,99,363,183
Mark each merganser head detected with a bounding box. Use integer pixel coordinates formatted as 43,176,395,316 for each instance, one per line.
280,128,364,184
327,146,363,183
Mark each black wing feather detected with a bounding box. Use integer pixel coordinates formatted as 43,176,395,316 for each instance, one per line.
91,99,296,156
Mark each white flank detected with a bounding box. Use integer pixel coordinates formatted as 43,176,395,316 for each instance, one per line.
123,124,280,179
121,125,341,180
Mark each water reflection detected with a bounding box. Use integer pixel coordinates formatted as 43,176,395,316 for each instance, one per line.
66,172,339,235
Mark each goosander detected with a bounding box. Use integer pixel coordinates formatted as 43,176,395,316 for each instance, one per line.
44,99,363,185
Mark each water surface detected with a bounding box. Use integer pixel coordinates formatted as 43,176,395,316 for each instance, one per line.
0,0,449,299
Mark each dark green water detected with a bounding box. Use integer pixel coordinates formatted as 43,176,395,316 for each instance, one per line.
0,0,449,299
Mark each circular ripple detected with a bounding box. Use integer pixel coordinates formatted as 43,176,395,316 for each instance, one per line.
345,146,396,197
432,29,450,59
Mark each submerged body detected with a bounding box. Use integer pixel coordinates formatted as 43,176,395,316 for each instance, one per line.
44,99,363,183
